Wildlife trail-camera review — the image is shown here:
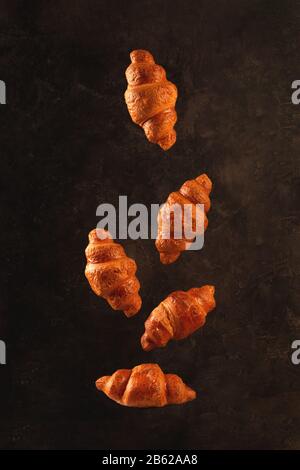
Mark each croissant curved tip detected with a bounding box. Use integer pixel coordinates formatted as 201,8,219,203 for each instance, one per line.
192,285,215,297
158,130,177,151
195,174,213,193
205,285,215,295
95,376,108,391
124,307,140,318
203,285,216,306
186,386,197,402
160,252,180,264
141,334,155,351
88,228,112,242
123,296,142,317
130,49,154,64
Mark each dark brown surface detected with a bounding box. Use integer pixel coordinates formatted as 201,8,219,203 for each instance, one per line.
1,0,300,450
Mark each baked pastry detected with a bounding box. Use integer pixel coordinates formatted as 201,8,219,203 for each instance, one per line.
96,363,196,407
125,49,178,150
141,285,216,351
156,173,212,264
85,229,142,317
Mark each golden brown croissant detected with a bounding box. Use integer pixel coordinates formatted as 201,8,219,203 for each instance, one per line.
124,49,178,151
85,229,142,317
156,173,212,264
141,285,216,351
96,363,196,407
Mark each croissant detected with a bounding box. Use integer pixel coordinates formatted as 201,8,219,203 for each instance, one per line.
124,49,178,151
96,363,196,407
85,229,142,317
141,285,216,351
156,173,212,264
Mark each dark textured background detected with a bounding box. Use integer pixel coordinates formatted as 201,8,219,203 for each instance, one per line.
1,0,300,450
